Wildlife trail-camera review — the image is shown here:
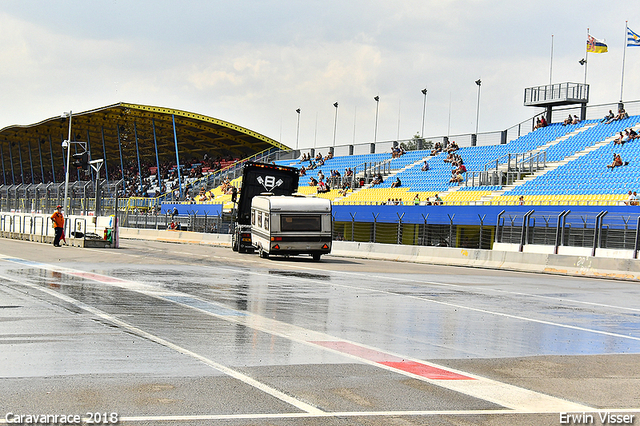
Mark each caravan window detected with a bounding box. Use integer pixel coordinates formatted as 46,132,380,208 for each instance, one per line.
251,210,256,225
264,214,269,231
258,211,263,228
281,215,321,232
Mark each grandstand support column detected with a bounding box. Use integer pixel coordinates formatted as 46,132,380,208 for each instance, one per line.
101,126,109,186
580,103,587,121
37,138,44,184
152,119,162,193
0,144,5,185
48,135,55,184
116,124,125,180
370,143,375,154
86,129,95,182
17,141,25,185
349,145,354,156
133,122,143,194
27,140,34,184
471,134,477,147
545,106,553,125
172,114,183,200
500,130,507,145
9,139,15,184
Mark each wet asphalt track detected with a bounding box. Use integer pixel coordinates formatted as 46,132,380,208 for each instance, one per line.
0,238,639,426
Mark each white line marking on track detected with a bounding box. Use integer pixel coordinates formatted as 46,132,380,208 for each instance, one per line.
0,270,323,416
0,255,593,413
203,262,640,343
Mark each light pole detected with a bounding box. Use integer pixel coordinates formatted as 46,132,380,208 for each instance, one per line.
295,108,301,150
332,102,338,147
421,88,428,138
475,79,482,143
373,96,380,144
62,111,72,216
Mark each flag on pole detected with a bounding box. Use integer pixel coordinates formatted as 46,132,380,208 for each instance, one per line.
587,34,608,53
628,27,640,47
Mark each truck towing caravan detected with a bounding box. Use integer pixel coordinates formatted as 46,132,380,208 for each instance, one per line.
250,195,332,261
231,162,300,253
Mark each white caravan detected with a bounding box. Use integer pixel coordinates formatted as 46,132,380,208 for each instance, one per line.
250,195,332,261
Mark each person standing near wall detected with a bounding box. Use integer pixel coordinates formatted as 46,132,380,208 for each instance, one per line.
50,205,65,247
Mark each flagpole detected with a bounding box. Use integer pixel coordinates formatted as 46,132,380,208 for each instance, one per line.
620,21,628,103
549,34,554,85
584,28,589,84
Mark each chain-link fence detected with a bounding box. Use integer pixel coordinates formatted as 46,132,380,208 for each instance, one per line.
121,210,233,234
0,180,123,216
496,209,640,257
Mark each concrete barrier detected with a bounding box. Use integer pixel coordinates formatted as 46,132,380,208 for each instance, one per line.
118,227,232,247
117,228,640,282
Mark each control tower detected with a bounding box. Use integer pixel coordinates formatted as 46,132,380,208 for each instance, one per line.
524,82,589,123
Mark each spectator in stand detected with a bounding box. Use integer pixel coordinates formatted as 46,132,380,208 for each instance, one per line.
299,166,306,176
434,194,443,205
625,191,637,206
628,128,638,140
317,180,329,193
518,196,525,205
614,132,626,145
540,116,548,127
413,194,421,205
563,114,573,126
371,173,383,186
317,170,324,181
337,181,351,196
391,177,401,188
571,115,580,125
309,177,318,186
615,107,629,121
421,160,430,171
449,170,463,184
430,142,442,156
602,110,615,123
446,140,459,153
607,153,624,169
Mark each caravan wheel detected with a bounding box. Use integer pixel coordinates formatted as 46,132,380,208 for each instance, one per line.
259,246,269,259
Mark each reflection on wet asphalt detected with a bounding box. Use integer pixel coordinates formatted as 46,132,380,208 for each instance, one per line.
4,258,640,360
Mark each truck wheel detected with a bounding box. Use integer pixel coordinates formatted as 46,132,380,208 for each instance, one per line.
312,253,321,261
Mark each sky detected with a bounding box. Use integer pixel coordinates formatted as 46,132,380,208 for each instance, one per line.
1,0,639,152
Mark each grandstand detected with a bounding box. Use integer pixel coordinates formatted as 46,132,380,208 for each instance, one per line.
256,113,640,208
3,98,640,211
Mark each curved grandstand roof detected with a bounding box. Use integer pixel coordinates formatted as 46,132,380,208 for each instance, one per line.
0,102,288,184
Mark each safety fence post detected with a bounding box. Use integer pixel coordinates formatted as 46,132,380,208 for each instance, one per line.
495,210,505,244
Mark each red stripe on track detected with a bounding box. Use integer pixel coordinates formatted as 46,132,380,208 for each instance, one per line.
311,341,473,380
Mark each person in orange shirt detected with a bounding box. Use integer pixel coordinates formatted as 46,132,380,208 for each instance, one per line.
50,205,65,247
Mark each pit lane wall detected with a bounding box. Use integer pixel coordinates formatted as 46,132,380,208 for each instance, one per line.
0,212,116,248
117,227,640,282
